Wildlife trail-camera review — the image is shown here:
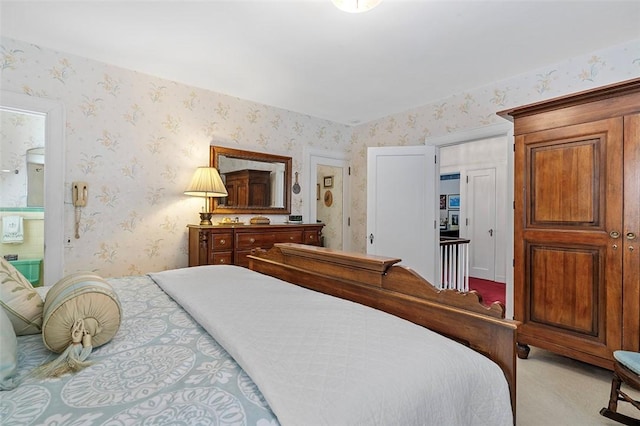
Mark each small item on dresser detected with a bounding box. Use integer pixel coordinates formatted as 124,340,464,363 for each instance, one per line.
250,216,270,225
218,217,244,225
288,215,303,224
3,254,18,261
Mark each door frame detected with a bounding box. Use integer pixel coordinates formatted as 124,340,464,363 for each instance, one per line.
1,90,65,286
303,147,351,251
426,122,514,318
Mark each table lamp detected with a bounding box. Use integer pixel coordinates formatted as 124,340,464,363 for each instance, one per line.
184,166,228,225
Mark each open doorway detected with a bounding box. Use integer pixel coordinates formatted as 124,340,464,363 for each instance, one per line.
429,123,513,317
440,139,505,283
1,91,65,286
439,173,460,238
303,148,350,251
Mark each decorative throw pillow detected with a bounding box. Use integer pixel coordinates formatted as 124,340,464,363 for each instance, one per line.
0,258,43,335
0,307,18,390
33,272,122,378
42,272,122,353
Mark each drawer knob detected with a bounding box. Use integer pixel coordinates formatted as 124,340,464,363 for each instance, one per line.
219,258,225,264
250,238,255,243
309,235,314,240
289,236,294,240
219,239,226,245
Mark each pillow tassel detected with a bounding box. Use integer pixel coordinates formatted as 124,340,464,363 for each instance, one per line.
32,319,94,378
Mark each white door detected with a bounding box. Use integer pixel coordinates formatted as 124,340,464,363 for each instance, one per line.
467,168,496,280
367,146,439,285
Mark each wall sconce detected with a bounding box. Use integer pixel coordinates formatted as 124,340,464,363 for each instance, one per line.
184,166,228,225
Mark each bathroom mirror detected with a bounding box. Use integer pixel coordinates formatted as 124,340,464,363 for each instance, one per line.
210,145,292,214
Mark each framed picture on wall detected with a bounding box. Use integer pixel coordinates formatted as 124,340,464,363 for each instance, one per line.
448,210,459,230
447,194,460,210
323,176,333,188
439,194,446,210
439,210,447,229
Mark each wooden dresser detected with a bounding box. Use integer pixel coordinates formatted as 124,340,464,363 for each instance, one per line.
500,78,640,369
188,223,324,268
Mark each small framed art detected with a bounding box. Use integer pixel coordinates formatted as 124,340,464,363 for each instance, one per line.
323,176,333,188
448,210,459,230
448,194,460,210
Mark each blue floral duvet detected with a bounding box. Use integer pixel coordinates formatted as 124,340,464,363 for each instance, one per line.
0,275,279,426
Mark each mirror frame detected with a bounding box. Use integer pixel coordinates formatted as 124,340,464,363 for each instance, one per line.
210,145,292,215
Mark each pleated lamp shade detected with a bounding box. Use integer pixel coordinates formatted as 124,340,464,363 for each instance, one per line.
184,167,228,198
185,167,228,225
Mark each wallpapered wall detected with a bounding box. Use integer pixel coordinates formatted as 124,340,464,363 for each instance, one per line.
346,38,640,253
1,36,639,278
0,36,351,277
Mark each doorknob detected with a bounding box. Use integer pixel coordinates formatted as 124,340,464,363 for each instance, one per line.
488,229,494,237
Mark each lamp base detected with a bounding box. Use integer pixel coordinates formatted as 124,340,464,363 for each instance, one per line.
199,212,213,226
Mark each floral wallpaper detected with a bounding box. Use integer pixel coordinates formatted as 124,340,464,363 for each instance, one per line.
0,36,351,278
0,35,639,278
347,39,640,252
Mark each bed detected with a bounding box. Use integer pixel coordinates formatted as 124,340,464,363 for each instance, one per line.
1,243,518,425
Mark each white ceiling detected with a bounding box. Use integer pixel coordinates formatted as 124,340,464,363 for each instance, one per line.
1,0,639,125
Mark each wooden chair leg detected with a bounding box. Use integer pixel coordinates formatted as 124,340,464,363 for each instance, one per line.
600,372,640,426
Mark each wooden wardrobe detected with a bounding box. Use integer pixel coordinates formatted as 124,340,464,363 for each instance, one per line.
500,78,640,369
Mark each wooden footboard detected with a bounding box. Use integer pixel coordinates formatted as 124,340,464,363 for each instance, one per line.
249,243,519,420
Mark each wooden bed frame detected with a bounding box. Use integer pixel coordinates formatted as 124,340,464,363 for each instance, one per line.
249,243,520,420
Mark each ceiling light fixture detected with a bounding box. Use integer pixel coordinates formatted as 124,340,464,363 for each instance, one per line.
331,0,382,13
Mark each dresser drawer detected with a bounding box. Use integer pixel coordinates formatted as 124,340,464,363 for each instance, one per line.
234,250,253,268
210,252,233,265
303,230,320,245
274,231,303,244
236,232,275,249
210,232,233,251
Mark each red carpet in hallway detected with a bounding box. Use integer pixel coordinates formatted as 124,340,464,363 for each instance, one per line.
468,277,506,306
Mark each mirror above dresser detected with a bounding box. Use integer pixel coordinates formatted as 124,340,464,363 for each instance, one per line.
210,145,292,215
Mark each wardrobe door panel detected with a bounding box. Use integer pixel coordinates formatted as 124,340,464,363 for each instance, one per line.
516,118,624,366
528,245,599,336
623,113,640,351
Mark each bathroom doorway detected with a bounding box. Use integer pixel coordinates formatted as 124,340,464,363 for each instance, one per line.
0,91,65,286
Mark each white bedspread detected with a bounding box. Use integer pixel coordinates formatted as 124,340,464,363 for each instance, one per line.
150,265,512,426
